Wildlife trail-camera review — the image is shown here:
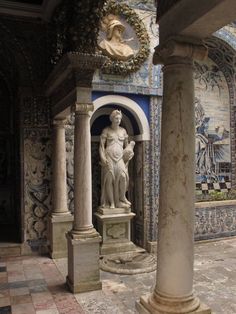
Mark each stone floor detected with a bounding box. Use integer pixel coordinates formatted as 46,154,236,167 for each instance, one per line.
0,237,235,314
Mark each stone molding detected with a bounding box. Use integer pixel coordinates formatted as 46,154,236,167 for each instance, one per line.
68,228,101,240
148,291,200,313
153,37,208,64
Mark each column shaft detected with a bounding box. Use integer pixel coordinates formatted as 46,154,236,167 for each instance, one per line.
156,59,195,297
67,103,101,293
137,39,211,313
73,107,93,232
49,119,73,259
52,119,68,214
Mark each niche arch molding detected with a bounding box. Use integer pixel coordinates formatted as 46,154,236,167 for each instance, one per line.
91,95,150,141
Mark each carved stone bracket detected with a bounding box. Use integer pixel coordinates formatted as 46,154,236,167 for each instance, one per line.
153,37,208,65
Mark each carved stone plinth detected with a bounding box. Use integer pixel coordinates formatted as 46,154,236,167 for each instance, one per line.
66,231,102,293
48,213,73,259
95,207,136,255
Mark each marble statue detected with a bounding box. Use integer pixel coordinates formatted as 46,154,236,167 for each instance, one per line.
99,110,135,209
99,15,134,61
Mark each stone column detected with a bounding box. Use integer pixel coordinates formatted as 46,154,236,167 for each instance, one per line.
48,119,73,259
137,39,211,313
72,104,94,233
66,103,102,293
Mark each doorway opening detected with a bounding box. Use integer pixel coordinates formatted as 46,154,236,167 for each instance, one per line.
0,77,20,243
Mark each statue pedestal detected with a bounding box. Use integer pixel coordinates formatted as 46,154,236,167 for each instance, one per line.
95,207,137,255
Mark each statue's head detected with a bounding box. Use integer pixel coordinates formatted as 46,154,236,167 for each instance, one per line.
109,109,122,122
107,20,125,40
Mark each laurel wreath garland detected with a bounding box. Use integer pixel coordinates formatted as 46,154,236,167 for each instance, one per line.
100,1,150,75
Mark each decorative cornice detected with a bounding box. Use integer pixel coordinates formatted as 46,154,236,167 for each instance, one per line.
46,52,108,96
153,37,208,65
72,103,94,115
66,52,108,71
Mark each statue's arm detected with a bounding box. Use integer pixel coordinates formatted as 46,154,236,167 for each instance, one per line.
99,133,107,166
124,129,129,148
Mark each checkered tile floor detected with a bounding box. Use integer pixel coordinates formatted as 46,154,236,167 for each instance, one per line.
196,181,231,194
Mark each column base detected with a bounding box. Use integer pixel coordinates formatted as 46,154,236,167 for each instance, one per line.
136,293,211,314
66,230,102,293
48,212,73,259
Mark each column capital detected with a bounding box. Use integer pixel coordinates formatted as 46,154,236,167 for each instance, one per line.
72,103,94,115
153,36,208,65
53,118,67,128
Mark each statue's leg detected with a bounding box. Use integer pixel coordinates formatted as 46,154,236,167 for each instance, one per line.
106,173,115,208
119,173,131,206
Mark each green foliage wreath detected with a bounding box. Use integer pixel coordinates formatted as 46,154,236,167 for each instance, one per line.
100,1,150,75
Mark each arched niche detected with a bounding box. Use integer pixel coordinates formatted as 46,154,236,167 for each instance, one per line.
90,95,150,248
90,95,150,141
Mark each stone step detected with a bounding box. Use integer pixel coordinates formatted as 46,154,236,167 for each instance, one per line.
0,243,21,256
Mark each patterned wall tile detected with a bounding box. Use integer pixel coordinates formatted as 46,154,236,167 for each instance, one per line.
195,204,236,240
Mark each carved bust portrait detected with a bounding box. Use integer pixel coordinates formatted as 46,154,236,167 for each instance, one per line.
98,15,135,61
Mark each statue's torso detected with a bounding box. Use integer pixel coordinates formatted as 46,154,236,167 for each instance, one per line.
103,127,127,162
